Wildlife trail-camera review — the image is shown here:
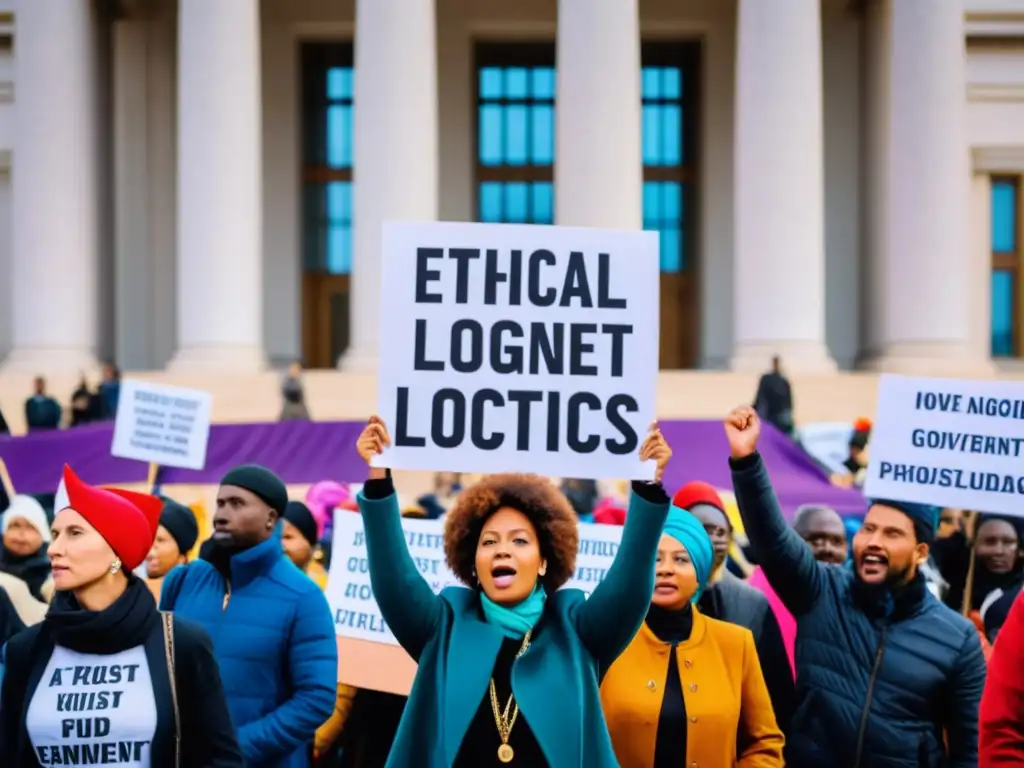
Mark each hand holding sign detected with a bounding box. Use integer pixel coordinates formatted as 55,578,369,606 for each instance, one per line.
639,421,672,483
725,406,761,460
357,416,392,481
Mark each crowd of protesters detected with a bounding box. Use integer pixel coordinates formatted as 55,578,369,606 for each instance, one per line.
0,404,1024,766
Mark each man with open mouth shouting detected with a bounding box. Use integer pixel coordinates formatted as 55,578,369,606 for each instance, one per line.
725,405,986,768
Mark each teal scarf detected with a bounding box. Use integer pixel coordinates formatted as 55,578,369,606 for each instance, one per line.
480,584,547,639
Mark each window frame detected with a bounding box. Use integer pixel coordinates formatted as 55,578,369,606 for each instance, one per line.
472,42,556,222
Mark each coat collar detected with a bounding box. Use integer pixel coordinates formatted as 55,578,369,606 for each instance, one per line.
229,533,283,589
638,604,709,651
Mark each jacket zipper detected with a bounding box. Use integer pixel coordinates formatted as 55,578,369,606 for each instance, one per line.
222,581,232,611
853,626,887,767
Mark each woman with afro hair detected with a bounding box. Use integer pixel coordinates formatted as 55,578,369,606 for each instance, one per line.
354,415,674,767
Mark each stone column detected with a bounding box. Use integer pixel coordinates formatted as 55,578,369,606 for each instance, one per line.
168,0,266,371
2,3,100,372
554,0,642,229
730,0,836,373
340,0,438,371
863,0,989,374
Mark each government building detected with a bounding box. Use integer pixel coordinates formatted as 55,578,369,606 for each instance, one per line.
0,0,1022,382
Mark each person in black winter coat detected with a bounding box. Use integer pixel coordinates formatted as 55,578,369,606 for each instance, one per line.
0,464,242,767
725,406,985,768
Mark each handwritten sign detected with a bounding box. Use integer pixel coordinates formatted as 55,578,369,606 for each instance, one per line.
864,374,1024,516
110,380,212,470
374,221,660,480
326,510,624,693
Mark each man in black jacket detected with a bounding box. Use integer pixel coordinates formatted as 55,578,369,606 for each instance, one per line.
725,405,985,767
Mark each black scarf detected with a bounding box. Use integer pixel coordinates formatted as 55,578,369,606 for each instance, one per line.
0,546,51,601
646,602,695,643
45,575,160,654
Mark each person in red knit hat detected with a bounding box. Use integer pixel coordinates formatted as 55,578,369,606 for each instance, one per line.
672,480,795,739
0,465,243,766
980,589,1024,765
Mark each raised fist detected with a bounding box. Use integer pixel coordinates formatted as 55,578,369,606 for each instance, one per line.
724,406,760,460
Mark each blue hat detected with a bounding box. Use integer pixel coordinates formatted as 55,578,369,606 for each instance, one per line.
869,499,941,544
662,507,715,602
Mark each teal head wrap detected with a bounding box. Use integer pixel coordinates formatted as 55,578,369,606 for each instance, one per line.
662,506,715,602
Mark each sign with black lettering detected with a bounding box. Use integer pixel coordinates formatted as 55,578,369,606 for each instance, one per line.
111,379,212,470
375,221,659,479
25,645,157,766
865,374,1024,516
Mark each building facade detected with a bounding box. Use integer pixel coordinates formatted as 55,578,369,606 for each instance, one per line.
0,0,1022,376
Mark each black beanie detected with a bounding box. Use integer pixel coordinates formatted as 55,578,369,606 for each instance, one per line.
869,498,940,544
283,501,318,547
158,498,199,554
220,464,288,516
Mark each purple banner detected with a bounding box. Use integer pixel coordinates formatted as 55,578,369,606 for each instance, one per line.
0,419,864,519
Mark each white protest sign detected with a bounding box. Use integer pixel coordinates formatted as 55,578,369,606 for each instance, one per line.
863,374,1024,516
374,221,660,480
110,380,212,470
325,511,624,647
798,421,854,475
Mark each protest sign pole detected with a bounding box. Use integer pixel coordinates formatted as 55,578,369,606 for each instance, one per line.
961,511,978,618
0,458,15,499
147,462,161,494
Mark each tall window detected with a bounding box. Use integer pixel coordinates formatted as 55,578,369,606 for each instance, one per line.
475,44,555,224
991,177,1021,357
302,43,354,275
642,43,698,274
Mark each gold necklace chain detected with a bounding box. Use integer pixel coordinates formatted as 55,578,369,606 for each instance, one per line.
489,630,532,763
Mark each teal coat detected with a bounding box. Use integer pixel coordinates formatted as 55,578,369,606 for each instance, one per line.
358,485,670,768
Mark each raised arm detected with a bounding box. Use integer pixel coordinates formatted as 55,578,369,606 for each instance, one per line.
725,406,824,616
573,422,672,666
356,416,442,659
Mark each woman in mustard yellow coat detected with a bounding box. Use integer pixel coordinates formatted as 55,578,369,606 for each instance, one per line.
601,506,784,767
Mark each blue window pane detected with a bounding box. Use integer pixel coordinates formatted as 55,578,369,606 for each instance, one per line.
326,67,352,100
642,68,661,99
642,104,661,165
326,104,353,168
643,181,686,273
991,269,1015,356
531,105,554,165
480,182,504,222
505,183,529,222
533,182,553,223
642,182,661,224
993,181,1017,253
325,182,352,274
660,229,681,272
479,105,503,166
505,68,528,99
532,68,555,99
480,67,504,99
662,68,681,100
505,105,529,166
661,106,682,165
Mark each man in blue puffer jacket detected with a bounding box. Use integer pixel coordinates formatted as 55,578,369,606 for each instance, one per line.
725,406,985,767
161,464,337,767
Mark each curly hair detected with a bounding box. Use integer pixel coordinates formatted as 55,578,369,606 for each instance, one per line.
444,473,579,591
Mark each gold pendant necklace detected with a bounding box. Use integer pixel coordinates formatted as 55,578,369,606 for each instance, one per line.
489,630,532,763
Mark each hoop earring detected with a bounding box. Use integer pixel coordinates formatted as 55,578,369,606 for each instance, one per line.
109,557,122,575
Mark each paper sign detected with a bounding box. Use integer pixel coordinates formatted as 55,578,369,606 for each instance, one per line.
798,422,855,475
863,374,1024,516
374,221,660,481
110,380,212,470
327,510,624,693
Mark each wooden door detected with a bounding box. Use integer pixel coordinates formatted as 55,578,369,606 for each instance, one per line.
302,272,350,368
